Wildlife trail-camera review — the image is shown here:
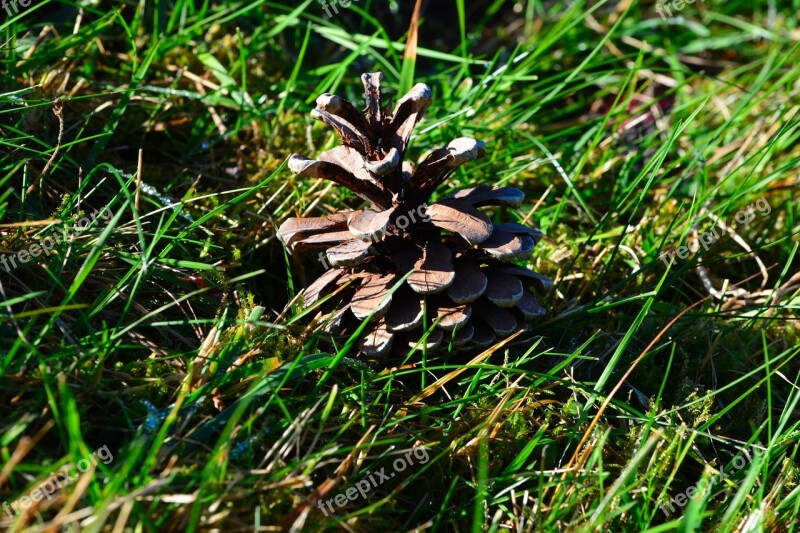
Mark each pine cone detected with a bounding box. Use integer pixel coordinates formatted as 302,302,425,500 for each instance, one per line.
279,73,551,359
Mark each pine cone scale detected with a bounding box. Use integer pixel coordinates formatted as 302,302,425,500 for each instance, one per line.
484,271,525,308
351,273,395,319
445,185,525,208
326,239,371,267
288,155,390,208
347,209,394,241
314,94,373,140
407,242,456,295
447,259,488,304
385,286,424,332
427,199,493,245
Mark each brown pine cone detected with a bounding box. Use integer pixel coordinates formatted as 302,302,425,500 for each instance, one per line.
279,73,550,359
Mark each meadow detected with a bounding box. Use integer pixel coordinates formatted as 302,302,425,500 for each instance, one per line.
1,0,799,531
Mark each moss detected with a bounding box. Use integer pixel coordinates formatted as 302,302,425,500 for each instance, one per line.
675,379,715,430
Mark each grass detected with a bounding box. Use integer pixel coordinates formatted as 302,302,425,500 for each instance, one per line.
1,0,799,531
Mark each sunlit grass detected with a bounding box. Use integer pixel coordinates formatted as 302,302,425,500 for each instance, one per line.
1,0,799,531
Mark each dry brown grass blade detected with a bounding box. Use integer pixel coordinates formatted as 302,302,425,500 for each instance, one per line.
457,375,527,457
47,461,97,529
25,98,63,196
404,0,423,66
135,148,143,212
410,329,523,404
0,220,61,228
295,424,378,528
0,419,55,489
